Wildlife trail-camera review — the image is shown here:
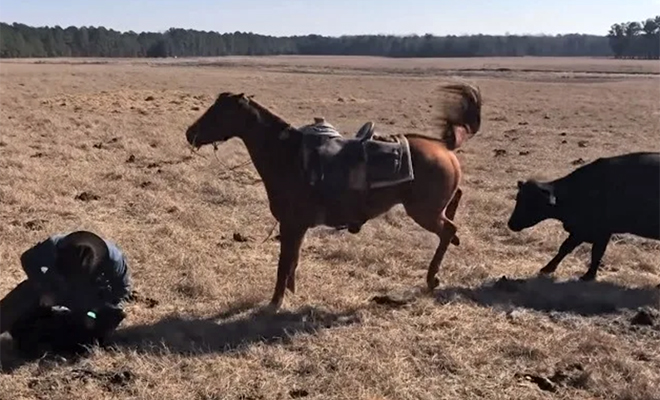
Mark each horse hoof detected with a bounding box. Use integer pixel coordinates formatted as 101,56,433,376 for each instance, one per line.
426,277,440,292
286,280,296,294
451,235,460,246
579,273,596,282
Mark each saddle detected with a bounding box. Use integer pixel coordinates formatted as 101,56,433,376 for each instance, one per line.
355,121,376,142
299,117,414,232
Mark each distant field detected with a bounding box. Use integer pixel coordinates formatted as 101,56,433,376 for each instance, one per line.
3,55,660,75
0,56,659,400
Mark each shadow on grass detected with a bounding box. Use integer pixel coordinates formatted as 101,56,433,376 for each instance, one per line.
434,275,660,316
110,300,361,356
0,299,361,373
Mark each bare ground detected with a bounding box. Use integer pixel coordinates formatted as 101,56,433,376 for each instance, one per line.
0,56,659,400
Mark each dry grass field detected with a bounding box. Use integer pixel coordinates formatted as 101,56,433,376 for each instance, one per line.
0,56,659,400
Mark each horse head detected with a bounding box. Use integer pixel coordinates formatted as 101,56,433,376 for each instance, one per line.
185,92,259,148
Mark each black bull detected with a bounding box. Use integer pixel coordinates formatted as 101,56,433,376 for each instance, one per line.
507,151,660,281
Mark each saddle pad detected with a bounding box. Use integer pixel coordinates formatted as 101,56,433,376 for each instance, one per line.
364,135,414,189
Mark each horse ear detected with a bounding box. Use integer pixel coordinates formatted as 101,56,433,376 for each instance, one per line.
247,94,255,99
517,180,523,189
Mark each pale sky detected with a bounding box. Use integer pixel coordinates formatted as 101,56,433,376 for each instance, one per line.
0,0,658,36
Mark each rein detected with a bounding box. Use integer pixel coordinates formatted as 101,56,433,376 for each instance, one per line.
212,144,253,174
189,99,294,245
209,139,280,244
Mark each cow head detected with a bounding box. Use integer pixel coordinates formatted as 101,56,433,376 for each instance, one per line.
507,179,557,232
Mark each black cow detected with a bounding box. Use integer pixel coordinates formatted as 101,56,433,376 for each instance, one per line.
507,151,660,281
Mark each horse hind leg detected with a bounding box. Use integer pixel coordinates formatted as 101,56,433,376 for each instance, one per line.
445,187,462,246
404,186,462,291
425,213,458,291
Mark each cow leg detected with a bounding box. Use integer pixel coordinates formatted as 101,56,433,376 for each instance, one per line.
539,234,583,275
580,234,611,281
267,224,307,312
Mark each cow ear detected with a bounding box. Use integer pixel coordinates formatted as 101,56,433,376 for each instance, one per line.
541,187,557,206
517,180,523,189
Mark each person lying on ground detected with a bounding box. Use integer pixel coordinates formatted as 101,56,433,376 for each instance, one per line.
0,230,132,356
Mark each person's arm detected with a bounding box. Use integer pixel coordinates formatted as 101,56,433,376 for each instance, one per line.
19,238,57,280
106,258,131,305
97,242,131,306
19,236,69,302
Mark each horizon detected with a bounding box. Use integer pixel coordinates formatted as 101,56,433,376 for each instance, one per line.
0,0,658,37
0,20,630,37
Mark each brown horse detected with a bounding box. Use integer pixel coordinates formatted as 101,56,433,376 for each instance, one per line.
185,82,482,311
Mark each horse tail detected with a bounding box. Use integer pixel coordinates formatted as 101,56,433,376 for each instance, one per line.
434,82,482,151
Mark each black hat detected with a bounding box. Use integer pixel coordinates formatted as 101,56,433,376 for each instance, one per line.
54,231,110,279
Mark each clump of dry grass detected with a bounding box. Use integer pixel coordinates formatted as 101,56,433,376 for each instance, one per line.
1,57,659,400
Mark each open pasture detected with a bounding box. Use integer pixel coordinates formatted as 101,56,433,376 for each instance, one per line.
0,56,659,399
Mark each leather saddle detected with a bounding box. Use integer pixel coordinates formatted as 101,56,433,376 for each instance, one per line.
299,118,413,233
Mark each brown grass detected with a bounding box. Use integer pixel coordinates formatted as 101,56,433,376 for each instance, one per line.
1,56,659,400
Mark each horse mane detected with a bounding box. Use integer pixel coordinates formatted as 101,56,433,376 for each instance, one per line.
432,82,483,150
229,92,294,132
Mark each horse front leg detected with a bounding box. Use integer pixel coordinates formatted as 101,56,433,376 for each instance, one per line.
267,223,307,312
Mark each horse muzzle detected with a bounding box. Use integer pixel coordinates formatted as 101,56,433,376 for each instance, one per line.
185,125,200,147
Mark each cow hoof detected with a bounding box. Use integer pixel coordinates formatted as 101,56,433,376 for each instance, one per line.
538,266,557,275
579,273,596,282
348,225,361,234
451,235,460,246
347,221,366,234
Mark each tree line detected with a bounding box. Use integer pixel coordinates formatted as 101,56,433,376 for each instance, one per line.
607,16,660,59
0,16,658,59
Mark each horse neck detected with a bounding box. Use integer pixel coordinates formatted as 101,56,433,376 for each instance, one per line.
236,105,298,182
